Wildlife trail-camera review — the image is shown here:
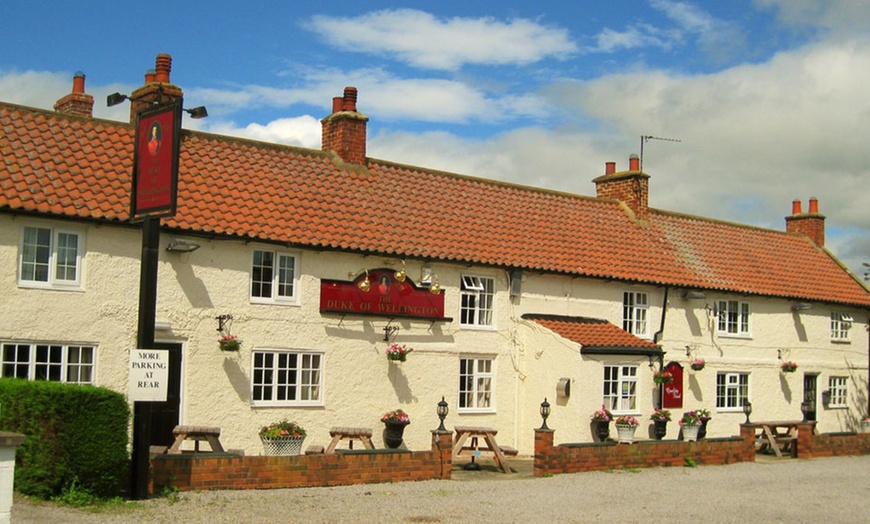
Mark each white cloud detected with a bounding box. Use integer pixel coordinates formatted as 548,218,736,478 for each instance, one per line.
205,115,322,149
306,9,577,71
754,0,870,32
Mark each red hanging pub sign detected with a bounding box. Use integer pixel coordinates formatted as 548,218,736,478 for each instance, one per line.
320,268,446,320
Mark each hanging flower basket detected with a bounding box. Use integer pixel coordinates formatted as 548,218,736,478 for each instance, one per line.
781,361,798,373
653,371,673,384
219,334,241,351
385,343,413,362
690,358,706,371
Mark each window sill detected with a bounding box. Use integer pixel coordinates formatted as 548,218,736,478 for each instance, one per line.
457,408,496,415
18,282,84,291
249,298,300,307
716,333,752,340
458,324,497,331
830,339,851,344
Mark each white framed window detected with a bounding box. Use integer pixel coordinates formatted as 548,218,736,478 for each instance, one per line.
830,313,852,341
717,300,751,336
251,350,322,406
716,372,749,410
622,292,649,337
1,342,95,384
603,365,637,413
459,357,494,412
250,249,298,304
460,275,494,327
19,225,83,288
827,376,848,408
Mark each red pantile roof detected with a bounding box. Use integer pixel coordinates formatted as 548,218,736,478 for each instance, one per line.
2,101,869,307
522,314,662,355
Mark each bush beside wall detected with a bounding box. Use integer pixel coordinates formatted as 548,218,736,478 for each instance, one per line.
0,379,130,498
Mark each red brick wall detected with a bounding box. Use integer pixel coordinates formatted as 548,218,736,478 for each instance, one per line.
785,215,825,246
798,428,870,458
534,429,754,477
150,431,453,493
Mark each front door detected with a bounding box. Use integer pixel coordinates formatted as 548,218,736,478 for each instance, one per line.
803,374,817,422
148,342,182,446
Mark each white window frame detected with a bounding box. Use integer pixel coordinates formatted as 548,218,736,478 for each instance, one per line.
0,341,95,384
251,349,323,407
250,249,299,304
622,291,649,338
603,365,638,414
458,356,495,413
18,225,84,289
830,313,852,342
717,300,751,337
716,372,749,411
459,275,495,328
827,376,848,408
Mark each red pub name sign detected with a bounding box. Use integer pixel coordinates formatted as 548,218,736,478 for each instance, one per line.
320,268,445,320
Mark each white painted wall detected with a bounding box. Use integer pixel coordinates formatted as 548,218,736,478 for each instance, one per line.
1,214,867,455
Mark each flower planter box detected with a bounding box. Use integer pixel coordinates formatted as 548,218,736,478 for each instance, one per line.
615,424,637,444
261,436,306,456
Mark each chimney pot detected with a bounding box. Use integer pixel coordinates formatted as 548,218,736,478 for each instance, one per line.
629,154,640,171
332,96,344,114
155,53,172,83
605,162,616,175
792,199,802,215
343,86,358,112
72,72,85,94
808,197,819,214
145,69,157,84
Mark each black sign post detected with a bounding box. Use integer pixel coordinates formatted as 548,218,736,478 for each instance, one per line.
129,100,181,500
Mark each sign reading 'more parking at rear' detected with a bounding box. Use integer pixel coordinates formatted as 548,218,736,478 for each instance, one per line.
128,349,169,401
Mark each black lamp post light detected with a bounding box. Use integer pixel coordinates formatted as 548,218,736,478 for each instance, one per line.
800,400,811,422
743,399,753,424
437,396,449,432
540,398,551,430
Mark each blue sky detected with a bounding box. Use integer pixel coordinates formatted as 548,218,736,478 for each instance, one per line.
1,0,869,279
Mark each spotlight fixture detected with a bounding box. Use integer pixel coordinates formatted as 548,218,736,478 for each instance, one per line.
683,290,706,300
106,92,129,107
184,106,208,119
791,302,813,311
394,260,407,282
166,238,201,252
356,270,371,292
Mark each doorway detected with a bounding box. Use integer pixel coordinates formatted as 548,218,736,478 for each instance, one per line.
802,374,817,422
147,342,182,446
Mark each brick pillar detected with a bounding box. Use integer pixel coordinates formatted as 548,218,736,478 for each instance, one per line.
534,428,554,477
431,430,453,479
796,422,816,458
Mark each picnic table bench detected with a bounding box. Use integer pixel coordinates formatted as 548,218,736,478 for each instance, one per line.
325,427,375,453
167,425,225,454
453,426,515,473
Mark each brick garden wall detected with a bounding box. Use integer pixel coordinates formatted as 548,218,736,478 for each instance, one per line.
533,429,755,477
150,431,453,494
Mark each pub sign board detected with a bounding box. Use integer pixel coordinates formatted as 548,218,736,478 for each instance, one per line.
131,99,182,220
320,268,446,320
661,361,684,409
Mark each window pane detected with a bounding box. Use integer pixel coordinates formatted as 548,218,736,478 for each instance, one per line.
277,254,295,298
22,227,51,282
251,250,274,298
55,232,79,281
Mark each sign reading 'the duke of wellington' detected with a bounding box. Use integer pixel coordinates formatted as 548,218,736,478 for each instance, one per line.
320,268,446,320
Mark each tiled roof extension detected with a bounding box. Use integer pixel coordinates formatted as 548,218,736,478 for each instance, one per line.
2,102,869,307
522,314,662,355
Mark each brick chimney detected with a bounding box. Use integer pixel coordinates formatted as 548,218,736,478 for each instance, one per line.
128,53,184,123
321,87,369,165
592,154,650,221
786,197,825,246
54,72,94,117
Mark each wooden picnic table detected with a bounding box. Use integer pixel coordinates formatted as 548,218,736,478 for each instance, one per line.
453,426,517,474
325,427,375,453
745,420,813,458
167,425,225,454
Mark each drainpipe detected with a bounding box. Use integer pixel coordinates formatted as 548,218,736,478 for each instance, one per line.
653,287,670,409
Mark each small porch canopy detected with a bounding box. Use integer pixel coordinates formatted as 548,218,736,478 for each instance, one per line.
521,314,663,356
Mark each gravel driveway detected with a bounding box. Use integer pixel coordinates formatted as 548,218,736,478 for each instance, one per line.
12,455,869,523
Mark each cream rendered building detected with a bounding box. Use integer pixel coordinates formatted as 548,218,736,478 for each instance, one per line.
1,56,868,456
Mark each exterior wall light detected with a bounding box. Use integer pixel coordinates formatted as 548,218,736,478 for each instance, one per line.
166,238,201,252
540,398,551,430
437,396,449,432
742,399,752,424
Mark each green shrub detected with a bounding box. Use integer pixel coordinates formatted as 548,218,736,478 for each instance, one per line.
0,378,130,498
